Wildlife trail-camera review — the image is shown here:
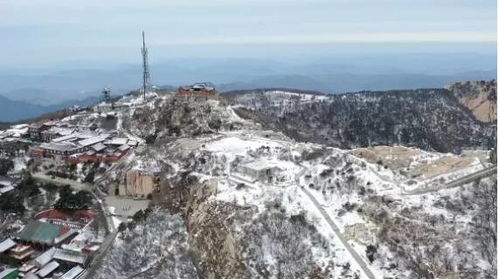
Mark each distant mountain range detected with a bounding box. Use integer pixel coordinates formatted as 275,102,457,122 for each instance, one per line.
217,70,496,93
1,70,496,123
0,54,495,122
0,94,100,123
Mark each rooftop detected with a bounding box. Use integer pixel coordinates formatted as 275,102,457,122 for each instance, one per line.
40,142,77,152
91,143,106,152
0,238,16,253
10,244,32,253
60,265,84,279
37,261,60,278
0,268,19,279
0,185,14,195
78,135,109,147
43,127,74,136
19,220,64,245
34,247,56,266
52,134,77,143
24,273,40,279
105,137,128,146
242,159,284,171
53,248,87,265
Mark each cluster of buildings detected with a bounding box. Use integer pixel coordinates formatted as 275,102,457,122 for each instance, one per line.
0,209,98,279
0,125,31,156
26,122,137,164
0,115,139,166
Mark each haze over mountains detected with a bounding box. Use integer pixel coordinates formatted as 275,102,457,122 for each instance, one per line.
0,52,495,122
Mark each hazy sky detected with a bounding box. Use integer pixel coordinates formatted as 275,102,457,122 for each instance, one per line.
0,0,496,67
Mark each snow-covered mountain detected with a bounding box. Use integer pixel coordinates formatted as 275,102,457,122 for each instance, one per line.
225,87,496,153
87,88,496,279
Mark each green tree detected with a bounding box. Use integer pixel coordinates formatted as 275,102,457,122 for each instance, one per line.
0,158,14,176
0,192,25,214
54,186,93,210
18,174,40,197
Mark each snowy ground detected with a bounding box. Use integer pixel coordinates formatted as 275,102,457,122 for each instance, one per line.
91,93,495,278
105,196,150,222
167,129,494,278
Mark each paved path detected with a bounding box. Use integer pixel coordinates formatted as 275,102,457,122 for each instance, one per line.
298,186,377,279
443,166,496,188
406,165,496,195
84,229,119,279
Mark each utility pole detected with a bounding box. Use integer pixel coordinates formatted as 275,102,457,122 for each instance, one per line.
141,31,151,100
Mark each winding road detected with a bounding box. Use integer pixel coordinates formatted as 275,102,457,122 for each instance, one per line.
298,186,377,279
406,165,496,195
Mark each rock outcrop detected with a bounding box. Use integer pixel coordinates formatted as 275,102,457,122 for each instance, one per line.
446,79,496,122
119,170,158,197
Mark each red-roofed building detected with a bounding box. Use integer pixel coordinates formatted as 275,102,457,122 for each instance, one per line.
177,83,216,96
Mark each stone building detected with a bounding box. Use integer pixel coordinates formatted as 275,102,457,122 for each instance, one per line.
235,159,284,184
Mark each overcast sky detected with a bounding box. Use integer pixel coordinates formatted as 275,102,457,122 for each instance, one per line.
0,0,496,67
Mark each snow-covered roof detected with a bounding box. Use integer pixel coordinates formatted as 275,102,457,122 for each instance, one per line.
24,273,40,279
43,120,59,126
78,135,109,147
128,140,138,146
0,177,13,187
106,137,128,146
60,265,84,279
75,132,97,139
0,238,16,253
40,142,77,152
54,248,87,265
43,127,74,136
0,268,18,279
52,134,77,143
6,126,28,137
37,261,60,277
242,159,284,171
34,247,56,266
118,144,130,152
0,185,14,194
11,124,29,129
91,143,106,152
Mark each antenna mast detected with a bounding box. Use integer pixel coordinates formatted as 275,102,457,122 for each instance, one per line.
102,88,111,103
141,31,151,99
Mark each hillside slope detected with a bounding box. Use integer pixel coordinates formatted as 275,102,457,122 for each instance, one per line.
446,80,496,123
90,91,495,279
226,88,496,153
